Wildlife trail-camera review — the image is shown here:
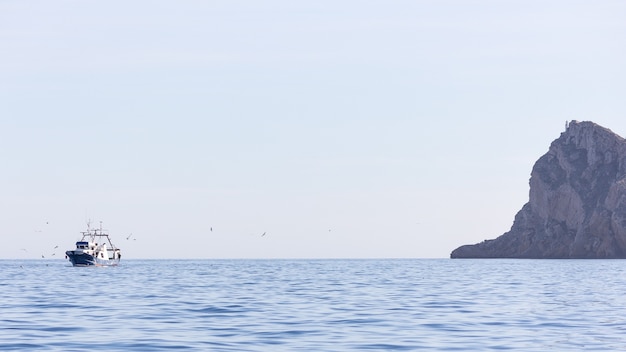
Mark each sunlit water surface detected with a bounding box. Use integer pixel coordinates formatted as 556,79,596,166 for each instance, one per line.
2,259,626,351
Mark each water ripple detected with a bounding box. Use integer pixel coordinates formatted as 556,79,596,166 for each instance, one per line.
2,259,626,351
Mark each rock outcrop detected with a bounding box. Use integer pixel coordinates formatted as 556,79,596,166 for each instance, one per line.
451,120,626,258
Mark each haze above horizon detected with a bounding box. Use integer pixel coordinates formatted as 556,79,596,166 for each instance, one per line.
1,0,625,259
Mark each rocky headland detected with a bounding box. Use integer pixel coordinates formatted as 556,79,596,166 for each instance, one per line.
451,120,626,258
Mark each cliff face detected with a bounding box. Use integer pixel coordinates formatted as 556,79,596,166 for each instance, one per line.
451,120,626,258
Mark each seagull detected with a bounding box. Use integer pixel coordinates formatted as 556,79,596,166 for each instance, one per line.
210,227,213,232
54,245,58,249
41,255,45,258
126,233,133,240
261,232,266,237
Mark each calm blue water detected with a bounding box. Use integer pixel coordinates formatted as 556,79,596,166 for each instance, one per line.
2,259,626,351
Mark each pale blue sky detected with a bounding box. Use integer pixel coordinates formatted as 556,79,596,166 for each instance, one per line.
1,0,625,259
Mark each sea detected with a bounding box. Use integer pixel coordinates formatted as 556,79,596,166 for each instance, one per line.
1,259,626,351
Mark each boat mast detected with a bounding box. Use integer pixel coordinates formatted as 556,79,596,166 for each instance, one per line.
100,221,117,250
80,219,118,250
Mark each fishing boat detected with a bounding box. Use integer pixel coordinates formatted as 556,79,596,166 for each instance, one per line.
65,221,121,267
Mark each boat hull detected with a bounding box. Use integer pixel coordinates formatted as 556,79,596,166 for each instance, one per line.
65,251,120,267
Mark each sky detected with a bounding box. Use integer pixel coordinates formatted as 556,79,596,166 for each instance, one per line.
1,0,625,259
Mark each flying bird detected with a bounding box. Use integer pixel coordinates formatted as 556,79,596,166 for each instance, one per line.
126,233,133,240
261,232,266,237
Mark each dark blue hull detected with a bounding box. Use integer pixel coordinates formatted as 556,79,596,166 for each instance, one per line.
65,251,96,266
